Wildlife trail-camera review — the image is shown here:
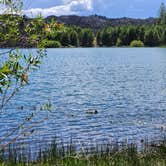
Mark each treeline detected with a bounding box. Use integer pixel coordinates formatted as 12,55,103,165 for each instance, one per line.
44,25,94,48
43,20,166,48
96,3,166,47
0,15,94,48
0,3,166,48
96,25,166,47
0,16,165,48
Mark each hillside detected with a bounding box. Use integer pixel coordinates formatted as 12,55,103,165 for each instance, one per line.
46,15,157,30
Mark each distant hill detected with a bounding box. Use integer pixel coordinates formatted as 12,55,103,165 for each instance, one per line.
0,14,157,31
45,15,157,30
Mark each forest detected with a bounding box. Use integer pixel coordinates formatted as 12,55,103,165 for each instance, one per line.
0,3,166,48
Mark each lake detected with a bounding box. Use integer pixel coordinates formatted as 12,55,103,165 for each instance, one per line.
0,48,166,147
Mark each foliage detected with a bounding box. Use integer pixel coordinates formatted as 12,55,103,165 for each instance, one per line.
0,49,46,103
0,0,49,150
60,31,71,47
0,49,47,149
96,24,166,47
159,2,166,24
144,28,160,46
79,28,94,47
38,39,61,48
0,138,165,166
0,0,23,14
130,40,144,47
69,30,79,47
162,27,166,44
0,3,166,48
96,31,102,46
98,27,119,46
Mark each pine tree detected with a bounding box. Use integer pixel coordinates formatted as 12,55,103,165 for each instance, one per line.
159,3,166,24
70,30,79,47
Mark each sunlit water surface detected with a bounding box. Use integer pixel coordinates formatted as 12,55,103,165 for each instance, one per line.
0,48,166,148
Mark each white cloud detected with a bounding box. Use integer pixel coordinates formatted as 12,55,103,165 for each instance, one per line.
24,0,93,17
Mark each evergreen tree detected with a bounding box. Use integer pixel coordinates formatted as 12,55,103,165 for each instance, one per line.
159,2,166,24
96,31,103,46
70,30,79,47
60,32,70,46
80,29,94,47
102,29,111,46
162,28,166,44
136,26,145,42
144,29,160,46
119,27,129,45
127,26,137,44
109,28,118,46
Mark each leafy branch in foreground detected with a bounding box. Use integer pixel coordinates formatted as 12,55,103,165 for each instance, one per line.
0,0,23,14
0,49,49,150
0,0,51,150
0,49,46,110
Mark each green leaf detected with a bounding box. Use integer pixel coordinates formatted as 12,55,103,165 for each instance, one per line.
0,88,2,94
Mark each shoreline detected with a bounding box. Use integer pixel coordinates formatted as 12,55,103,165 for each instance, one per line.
0,136,165,165
0,46,166,49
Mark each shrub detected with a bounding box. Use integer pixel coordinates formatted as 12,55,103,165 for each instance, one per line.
38,40,62,48
130,40,144,47
116,38,123,46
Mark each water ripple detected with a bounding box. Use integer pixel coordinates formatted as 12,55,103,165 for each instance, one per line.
0,48,166,146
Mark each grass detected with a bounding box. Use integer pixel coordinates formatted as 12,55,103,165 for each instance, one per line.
0,138,165,166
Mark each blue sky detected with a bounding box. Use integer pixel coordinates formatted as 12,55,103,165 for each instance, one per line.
23,0,166,18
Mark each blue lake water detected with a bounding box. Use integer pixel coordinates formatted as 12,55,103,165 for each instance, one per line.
0,48,166,147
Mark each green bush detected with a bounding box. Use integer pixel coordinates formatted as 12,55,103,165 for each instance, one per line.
116,38,122,46
38,40,62,48
130,40,144,47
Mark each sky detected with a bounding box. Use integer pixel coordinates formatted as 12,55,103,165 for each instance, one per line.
23,0,166,18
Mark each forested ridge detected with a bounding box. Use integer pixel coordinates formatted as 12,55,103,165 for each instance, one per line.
0,3,166,48
46,15,156,30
